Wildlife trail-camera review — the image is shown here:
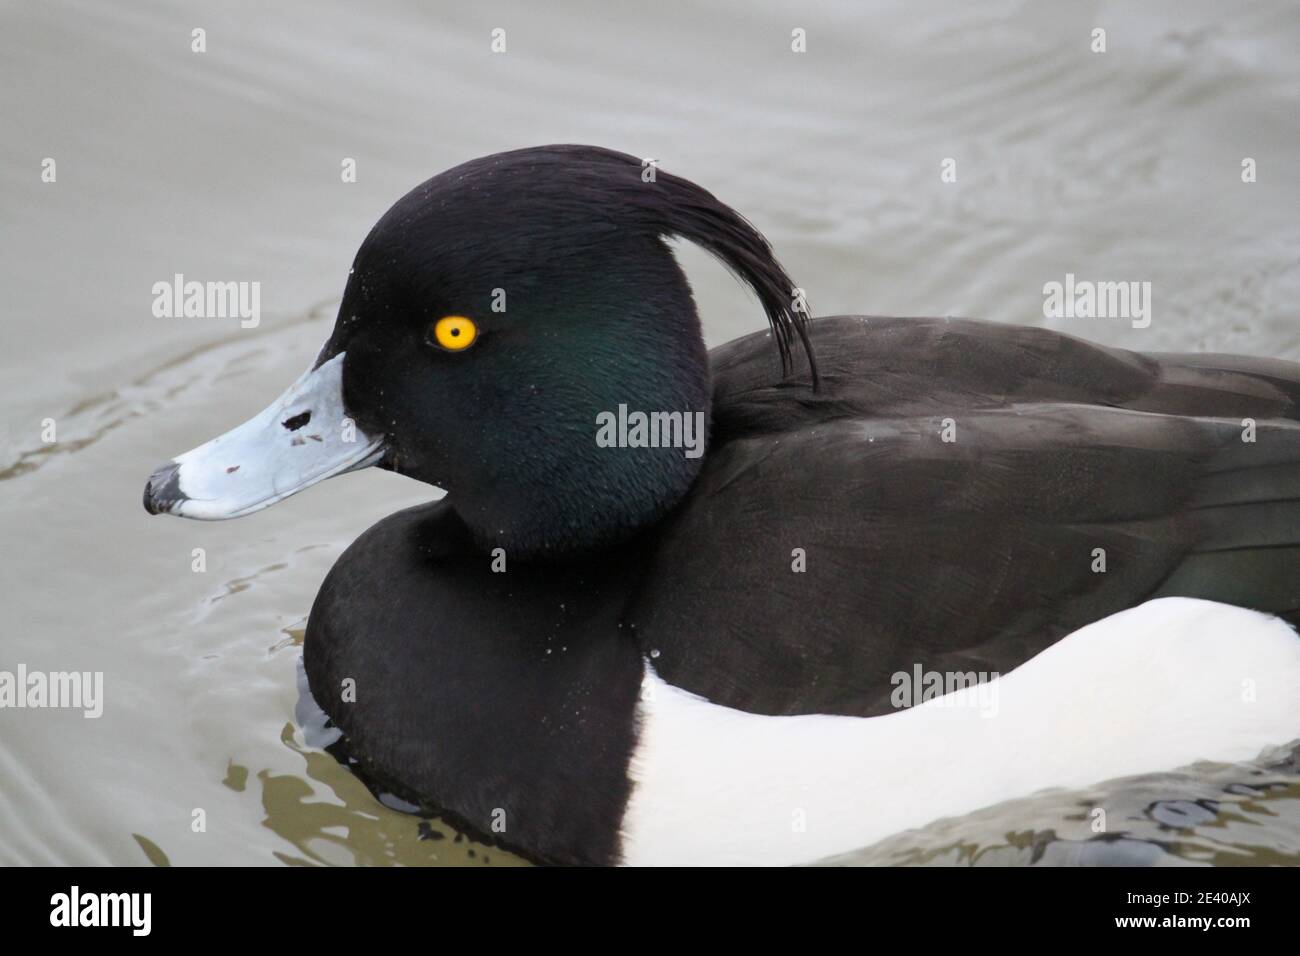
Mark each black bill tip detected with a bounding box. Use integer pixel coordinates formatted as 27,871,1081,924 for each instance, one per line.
143,460,185,515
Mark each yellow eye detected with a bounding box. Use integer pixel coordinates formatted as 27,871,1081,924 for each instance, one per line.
431,315,478,351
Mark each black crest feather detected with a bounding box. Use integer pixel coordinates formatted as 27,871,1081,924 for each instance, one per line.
445,145,820,389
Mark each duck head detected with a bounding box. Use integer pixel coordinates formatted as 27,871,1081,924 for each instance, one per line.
143,145,814,556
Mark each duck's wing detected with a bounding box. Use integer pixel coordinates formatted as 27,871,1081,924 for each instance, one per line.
625,316,1300,717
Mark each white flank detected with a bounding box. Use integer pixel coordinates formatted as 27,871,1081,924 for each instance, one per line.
620,598,1300,866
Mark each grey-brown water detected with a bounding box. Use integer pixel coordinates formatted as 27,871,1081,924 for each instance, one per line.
2,0,1298,865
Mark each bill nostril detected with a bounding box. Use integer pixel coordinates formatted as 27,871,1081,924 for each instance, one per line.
282,411,312,432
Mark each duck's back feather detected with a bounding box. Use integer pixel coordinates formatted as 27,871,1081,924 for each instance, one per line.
627,316,1300,716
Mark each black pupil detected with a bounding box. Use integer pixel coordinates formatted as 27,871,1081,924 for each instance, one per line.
450,327,460,336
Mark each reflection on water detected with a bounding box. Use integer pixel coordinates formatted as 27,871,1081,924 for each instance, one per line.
257,719,519,867
133,661,528,868
280,658,527,866
826,744,1300,866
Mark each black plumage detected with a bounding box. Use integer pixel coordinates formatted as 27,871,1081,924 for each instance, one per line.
634,315,1300,716
145,144,1300,865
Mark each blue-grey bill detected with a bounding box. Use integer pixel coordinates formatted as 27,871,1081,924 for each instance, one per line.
143,352,383,519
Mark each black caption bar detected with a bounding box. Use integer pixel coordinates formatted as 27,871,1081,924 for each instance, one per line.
2,865,1290,941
